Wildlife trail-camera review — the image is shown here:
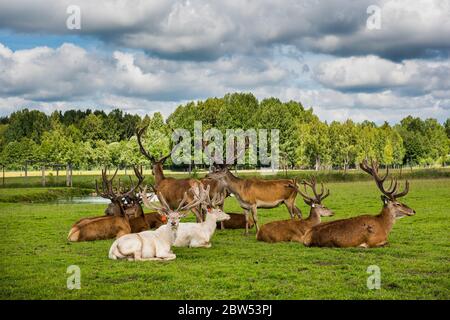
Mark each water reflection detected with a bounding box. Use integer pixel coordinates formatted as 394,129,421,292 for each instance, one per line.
57,196,110,204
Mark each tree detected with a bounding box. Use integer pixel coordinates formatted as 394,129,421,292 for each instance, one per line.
4,109,50,143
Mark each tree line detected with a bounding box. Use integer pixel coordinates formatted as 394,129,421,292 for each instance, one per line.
0,93,449,174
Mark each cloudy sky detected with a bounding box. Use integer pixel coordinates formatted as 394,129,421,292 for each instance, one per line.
0,0,449,123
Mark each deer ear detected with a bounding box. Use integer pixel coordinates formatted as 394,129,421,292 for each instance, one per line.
381,195,389,205
311,203,316,208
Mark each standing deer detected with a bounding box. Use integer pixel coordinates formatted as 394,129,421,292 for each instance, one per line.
206,162,302,234
257,178,334,243
303,160,415,248
109,186,205,261
136,126,204,222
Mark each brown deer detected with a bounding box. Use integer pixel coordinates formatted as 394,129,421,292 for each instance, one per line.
136,126,204,222
256,178,334,243
67,167,147,241
303,160,415,248
217,213,254,230
206,163,301,234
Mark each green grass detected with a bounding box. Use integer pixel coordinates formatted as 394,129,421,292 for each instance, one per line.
1,167,449,189
0,187,92,203
0,179,449,299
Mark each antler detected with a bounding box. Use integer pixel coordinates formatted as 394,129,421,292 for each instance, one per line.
177,185,208,212
122,166,145,199
360,159,409,199
95,168,119,200
136,125,155,163
295,177,329,204
139,185,172,214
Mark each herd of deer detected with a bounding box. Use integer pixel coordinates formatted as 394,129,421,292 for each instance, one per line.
67,126,416,261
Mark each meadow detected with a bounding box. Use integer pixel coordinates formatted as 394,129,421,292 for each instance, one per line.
0,178,449,300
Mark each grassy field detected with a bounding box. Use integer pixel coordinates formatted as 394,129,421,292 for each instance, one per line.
0,179,449,299
2,167,450,189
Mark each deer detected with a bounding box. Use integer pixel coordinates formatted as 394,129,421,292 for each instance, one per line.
256,178,334,243
108,186,205,261
217,213,254,230
303,159,416,248
136,126,204,222
205,149,302,234
169,185,230,248
67,167,147,241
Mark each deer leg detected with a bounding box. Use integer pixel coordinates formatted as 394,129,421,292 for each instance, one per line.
250,205,259,233
284,201,295,219
244,209,250,235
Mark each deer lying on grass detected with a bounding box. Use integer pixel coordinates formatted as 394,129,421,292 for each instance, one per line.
303,160,415,248
217,213,254,230
137,126,204,222
67,167,147,241
206,161,301,234
257,178,334,243
168,185,230,248
108,186,205,261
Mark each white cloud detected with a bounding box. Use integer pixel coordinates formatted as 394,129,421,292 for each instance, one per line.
314,55,450,95
1,0,449,60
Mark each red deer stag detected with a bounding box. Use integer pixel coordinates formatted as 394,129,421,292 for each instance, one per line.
206,158,302,234
257,178,334,243
67,167,147,241
136,126,204,222
303,160,415,248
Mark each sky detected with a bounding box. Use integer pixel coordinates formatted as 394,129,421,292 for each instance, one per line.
0,0,449,124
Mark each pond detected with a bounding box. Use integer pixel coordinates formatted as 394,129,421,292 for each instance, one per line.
56,196,110,204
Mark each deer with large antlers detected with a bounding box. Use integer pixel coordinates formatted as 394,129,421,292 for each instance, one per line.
67,167,148,241
303,160,415,248
136,126,204,222
257,178,334,243
172,185,230,248
205,155,302,234
108,186,205,261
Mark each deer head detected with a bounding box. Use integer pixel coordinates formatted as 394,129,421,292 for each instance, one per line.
97,166,144,218
294,177,334,217
360,159,415,219
140,184,207,229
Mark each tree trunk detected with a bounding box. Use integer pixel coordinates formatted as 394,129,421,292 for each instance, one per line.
2,166,4,187
315,156,320,171
25,162,28,177
66,164,70,187
69,164,73,187
41,166,46,187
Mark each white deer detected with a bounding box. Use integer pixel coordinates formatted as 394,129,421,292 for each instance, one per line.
173,185,230,248
108,185,205,261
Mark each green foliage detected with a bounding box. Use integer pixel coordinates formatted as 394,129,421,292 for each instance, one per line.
0,93,449,171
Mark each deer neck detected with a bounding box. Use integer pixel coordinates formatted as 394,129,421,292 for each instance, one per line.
305,208,321,226
153,163,165,184
203,213,217,236
378,206,396,233
160,224,178,245
222,170,243,195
